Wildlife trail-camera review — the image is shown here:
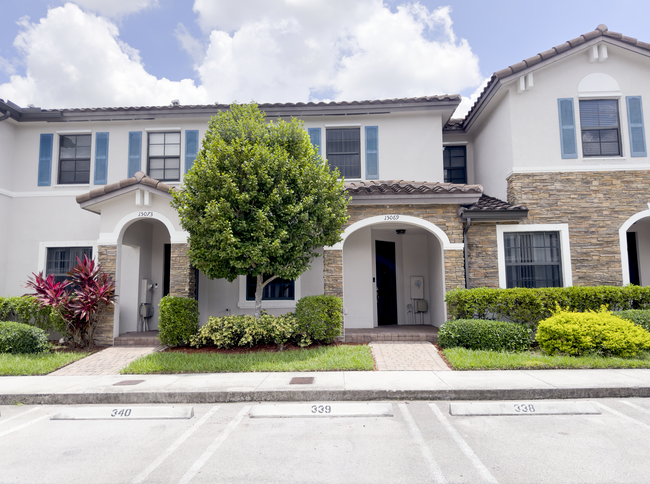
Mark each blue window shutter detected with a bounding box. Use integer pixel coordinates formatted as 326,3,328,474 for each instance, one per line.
185,130,199,174
94,132,109,185
557,98,577,159
128,131,142,177
626,96,647,157
308,128,321,155
365,126,379,179
38,134,53,186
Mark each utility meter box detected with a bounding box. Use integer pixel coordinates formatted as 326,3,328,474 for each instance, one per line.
410,276,424,300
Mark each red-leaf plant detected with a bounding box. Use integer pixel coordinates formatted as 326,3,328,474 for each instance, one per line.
25,256,117,348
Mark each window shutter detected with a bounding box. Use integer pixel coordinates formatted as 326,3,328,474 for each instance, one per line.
626,96,647,157
557,98,578,159
184,130,199,174
94,132,109,185
128,131,142,177
308,128,321,155
365,126,379,179
38,134,53,186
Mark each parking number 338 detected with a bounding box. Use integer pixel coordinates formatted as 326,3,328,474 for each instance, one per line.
513,403,535,413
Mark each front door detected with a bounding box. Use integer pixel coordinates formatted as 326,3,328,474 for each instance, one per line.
376,240,398,326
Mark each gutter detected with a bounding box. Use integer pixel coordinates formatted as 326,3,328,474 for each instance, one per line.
463,217,472,289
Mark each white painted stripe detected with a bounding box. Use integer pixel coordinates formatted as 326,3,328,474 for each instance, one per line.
177,405,251,484
0,415,49,438
620,400,650,416
596,402,650,430
0,407,40,426
131,406,220,484
398,404,448,484
429,404,499,484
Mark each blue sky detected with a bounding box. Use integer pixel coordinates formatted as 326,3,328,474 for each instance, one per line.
0,0,648,116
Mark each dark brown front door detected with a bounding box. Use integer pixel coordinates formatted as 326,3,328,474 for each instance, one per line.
376,240,397,326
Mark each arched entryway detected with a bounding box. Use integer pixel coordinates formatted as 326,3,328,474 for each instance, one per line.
620,209,650,285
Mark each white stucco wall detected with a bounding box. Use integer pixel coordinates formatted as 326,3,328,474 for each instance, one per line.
628,217,650,286
343,227,375,329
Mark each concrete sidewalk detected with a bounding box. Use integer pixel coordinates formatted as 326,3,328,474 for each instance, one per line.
2,369,650,405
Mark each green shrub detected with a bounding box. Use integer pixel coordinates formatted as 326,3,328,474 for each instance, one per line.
158,296,199,347
536,308,650,357
294,295,343,347
0,321,50,354
0,296,66,334
614,310,650,333
445,286,650,325
438,319,532,352
190,313,299,350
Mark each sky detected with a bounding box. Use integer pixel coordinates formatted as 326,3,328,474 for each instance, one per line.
0,0,649,118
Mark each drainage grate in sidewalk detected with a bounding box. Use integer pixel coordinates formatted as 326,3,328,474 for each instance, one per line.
113,380,145,386
290,377,314,385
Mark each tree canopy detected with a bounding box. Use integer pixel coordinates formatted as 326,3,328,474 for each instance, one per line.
172,102,349,317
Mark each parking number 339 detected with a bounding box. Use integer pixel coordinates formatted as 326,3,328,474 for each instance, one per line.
311,405,331,414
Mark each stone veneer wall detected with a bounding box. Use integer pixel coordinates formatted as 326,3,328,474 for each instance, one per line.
94,245,117,346
323,250,343,298
508,171,650,286
465,222,517,289
170,243,196,298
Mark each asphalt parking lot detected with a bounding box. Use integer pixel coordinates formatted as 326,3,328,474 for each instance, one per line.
2,398,649,484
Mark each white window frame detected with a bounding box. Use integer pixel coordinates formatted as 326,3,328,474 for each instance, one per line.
38,240,99,274
237,275,301,309
496,224,572,288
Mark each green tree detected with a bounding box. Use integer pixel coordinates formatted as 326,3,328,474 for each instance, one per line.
172,103,349,318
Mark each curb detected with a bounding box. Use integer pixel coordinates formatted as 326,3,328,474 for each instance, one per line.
3,387,650,405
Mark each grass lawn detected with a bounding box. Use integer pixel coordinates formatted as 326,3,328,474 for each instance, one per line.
442,347,650,370
121,345,375,374
0,351,89,375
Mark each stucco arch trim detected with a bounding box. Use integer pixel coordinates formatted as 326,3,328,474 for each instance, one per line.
326,214,463,251
619,207,650,285
97,211,189,245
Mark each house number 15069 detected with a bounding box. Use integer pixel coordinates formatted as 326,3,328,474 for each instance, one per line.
384,215,399,221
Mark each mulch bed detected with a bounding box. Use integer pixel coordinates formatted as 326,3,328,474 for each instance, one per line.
165,341,364,355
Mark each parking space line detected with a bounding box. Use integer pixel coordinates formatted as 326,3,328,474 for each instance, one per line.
0,407,40,426
428,404,499,484
0,415,49,438
596,402,650,429
177,405,251,484
398,403,448,484
131,405,220,484
620,400,650,416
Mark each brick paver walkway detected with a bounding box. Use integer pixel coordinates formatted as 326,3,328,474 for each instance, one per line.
49,346,162,376
370,342,451,371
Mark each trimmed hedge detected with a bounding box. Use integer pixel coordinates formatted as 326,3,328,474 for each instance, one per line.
0,321,50,354
438,319,532,352
158,296,199,347
614,310,650,333
0,296,65,334
536,309,650,357
190,313,298,349
445,286,650,325
294,295,343,347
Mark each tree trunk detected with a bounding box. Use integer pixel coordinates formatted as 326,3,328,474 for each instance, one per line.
254,274,264,319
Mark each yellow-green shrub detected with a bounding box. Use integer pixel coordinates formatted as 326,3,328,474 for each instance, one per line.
536,308,650,357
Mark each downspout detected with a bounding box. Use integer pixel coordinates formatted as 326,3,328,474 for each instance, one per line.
463,217,472,289
0,109,10,122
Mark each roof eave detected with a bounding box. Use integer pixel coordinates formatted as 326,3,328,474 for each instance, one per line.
349,192,481,205
459,209,529,221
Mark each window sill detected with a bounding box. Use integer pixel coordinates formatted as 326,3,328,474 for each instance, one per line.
581,157,627,162
237,301,296,309
54,184,90,188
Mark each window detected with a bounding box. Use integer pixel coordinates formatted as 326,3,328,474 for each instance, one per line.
246,275,295,301
443,146,467,184
59,134,91,184
326,128,360,178
46,247,92,285
579,99,620,157
148,132,181,181
503,232,562,288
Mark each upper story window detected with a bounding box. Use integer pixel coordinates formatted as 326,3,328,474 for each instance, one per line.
443,146,467,184
46,246,92,285
148,132,181,181
579,99,620,157
326,128,360,178
59,134,91,184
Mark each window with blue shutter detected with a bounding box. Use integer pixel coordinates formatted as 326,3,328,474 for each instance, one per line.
38,134,53,186
128,131,142,177
365,126,379,179
626,96,647,157
185,130,199,174
94,132,109,185
558,98,578,159
308,128,321,155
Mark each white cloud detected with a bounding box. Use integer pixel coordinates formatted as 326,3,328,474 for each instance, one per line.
0,1,485,113
0,56,15,76
72,0,158,18
453,76,491,119
0,4,205,108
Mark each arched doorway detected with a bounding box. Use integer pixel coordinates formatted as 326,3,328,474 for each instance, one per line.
621,210,650,286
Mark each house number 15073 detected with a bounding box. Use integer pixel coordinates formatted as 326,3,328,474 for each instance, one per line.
138,211,154,217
